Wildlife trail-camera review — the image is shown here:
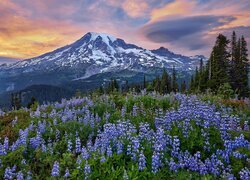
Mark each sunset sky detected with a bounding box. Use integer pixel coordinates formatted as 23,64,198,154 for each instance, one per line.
0,0,249,63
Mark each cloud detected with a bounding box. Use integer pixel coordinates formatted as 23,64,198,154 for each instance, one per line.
150,0,196,21
142,15,236,50
0,0,250,60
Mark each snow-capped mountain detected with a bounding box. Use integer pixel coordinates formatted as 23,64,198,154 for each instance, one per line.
0,32,206,93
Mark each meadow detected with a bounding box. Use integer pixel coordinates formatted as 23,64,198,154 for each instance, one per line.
0,92,249,179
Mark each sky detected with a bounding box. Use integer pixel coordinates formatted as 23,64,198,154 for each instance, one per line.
0,0,250,63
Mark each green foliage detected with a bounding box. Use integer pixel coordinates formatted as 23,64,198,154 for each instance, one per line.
1,92,249,179
217,83,234,99
190,31,249,98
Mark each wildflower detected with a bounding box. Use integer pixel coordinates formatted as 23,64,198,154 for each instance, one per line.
84,161,91,179
51,161,60,177
64,168,70,178
138,151,146,171
75,136,81,154
16,171,24,180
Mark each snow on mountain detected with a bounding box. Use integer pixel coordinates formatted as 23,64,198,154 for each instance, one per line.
1,32,206,74
0,32,207,93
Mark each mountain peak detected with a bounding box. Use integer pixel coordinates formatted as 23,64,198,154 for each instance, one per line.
85,32,117,43
151,46,174,56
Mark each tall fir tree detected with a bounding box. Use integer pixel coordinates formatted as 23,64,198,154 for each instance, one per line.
194,66,200,91
160,68,170,94
207,34,230,91
238,36,249,97
172,66,178,92
229,31,238,91
181,81,186,93
199,58,204,73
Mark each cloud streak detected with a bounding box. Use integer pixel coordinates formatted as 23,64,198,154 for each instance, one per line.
142,15,236,50
0,0,249,59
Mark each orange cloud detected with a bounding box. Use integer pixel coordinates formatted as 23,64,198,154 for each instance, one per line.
0,15,84,58
151,0,196,21
122,0,149,18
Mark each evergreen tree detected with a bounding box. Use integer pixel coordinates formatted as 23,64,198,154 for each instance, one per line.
172,66,178,92
229,31,238,91
27,97,36,109
153,76,161,92
11,92,22,110
160,68,170,94
181,81,186,93
190,75,194,92
123,80,129,93
194,66,200,91
207,34,230,91
199,65,209,92
199,58,204,73
113,79,119,91
238,36,249,97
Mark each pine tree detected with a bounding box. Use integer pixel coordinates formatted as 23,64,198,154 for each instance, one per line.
199,65,209,92
160,68,170,94
189,75,194,92
199,58,204,73
154,76,161,92
238,36,249,97
208,34,230,91
229,31,238,91
181,81,186,93
172,66,178,92
194,66,199,91
27,97,37,108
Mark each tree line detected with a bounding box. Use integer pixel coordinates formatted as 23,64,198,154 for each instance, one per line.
190,31,249,97
98,31,249,98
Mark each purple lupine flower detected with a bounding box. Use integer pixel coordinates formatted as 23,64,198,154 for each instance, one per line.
106,145,113,157
121,106,126,119
51,161,60,177
55,129,60,142
233,151,247,159
116,141,123,155
4,167,14,180
151,151,161,173
75,136,81,154
243,121,249,131
16,171,24,180
100,156,106,163
169,158,178,172
198,161,208,175
81,147,89,160
0,144,6,156
138,151,146,171
84,161,91,179
19,128,29,146
76,155,82,165
30,131,42,149
41,143,47,152
26,171,32,180
67,139,72,152
171,136,180,157
131,137,140,161
239,168,250,180
132,104,138,116
4,137,9,151
64,168,70,178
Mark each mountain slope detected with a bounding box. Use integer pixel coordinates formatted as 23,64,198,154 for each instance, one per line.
0,32,207,94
